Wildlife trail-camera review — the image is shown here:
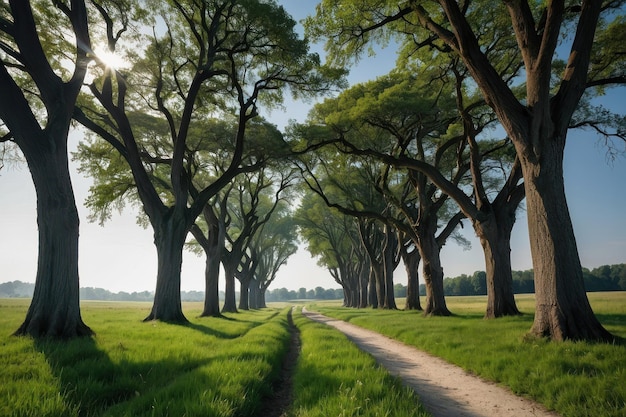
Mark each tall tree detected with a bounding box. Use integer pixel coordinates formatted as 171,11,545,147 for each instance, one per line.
306,0,625,340
323,69,525,318
221,167,293,312
75,0,338,322
297,74,469,315
0,0,95,338
248,204,298,309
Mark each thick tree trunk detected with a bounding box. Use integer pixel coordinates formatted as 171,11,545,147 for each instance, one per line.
403,248,422,311
145,211,188,323
474,216,520,318
222,263,238,313
249,279,261,309
238,277,250,310
358,259,369,308
419,231,451,316
14,145,92,338
198,208,223,317
258,289,267,308
367,269,378,307
372,263,386,308
521,140,612,341
382,233,397,309
201,253,221,317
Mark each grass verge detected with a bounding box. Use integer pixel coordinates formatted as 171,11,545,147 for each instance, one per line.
307,292,626,417
286,307,431,417
0,300,290,417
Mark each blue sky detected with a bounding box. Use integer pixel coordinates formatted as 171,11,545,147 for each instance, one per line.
0,2,624,293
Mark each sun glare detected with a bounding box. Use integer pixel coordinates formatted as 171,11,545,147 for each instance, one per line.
93,46,127,70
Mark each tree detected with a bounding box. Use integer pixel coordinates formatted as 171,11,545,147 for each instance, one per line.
75,0,338,322
331,69,524,317
248,203,298,309
221,167,294,312
296,74,470,315
295,150,402,309
306,0,625,340
0,0,96,338
295,189,365,305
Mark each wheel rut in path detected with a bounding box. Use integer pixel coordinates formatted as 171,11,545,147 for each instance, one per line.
302,307,560,417
256,307,301,417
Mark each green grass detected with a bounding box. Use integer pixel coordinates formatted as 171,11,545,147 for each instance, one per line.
307,292,626,417
0,300,290,417
287,307,430,417
1,300,432,417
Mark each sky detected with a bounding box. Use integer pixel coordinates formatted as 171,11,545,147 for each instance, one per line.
0,2,625,294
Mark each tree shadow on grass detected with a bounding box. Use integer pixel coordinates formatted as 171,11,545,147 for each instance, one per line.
35,337,137,414
595,313,626,345
34,336,210,416
184,321,243,339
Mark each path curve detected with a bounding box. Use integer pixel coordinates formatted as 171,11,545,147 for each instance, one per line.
302,307,560,417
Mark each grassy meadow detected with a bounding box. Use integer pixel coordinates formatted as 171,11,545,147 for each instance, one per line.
2,293,624,417
0,300,429,417
307,292,626,417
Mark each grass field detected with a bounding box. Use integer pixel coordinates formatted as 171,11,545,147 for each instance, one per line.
0,300,430,417
307,292,626,417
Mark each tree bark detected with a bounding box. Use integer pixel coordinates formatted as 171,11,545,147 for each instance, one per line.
521,139,612,341
367,269,378,308
358,260,369,308
202,254,221,316
382,225,398,309
419,229,451,316
249,279,261,309
238,276,250,310
14,142,92,338
222,262,238,313
402,246,422,311
144,209,188,323
473,215,520,318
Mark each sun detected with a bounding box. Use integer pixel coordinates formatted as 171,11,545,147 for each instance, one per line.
93,45,128,70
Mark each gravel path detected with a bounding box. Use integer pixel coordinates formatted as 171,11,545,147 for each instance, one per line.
302,308,560,417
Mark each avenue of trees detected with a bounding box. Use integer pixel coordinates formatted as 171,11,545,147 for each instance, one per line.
299,0,625,341
1,1,624,343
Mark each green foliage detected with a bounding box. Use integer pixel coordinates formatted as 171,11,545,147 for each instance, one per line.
313,292,626,417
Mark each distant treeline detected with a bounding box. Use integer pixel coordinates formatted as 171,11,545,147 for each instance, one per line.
392,264,626,297
265,286,343,302
0,282,207,302
0,281,343,302
3,264,623,301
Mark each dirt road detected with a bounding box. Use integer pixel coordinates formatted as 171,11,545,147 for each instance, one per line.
302,308,560,417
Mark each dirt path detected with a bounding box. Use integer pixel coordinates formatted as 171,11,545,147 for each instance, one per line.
257,308,301,417
302,308,560,417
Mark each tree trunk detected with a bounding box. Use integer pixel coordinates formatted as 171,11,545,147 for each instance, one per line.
144,210,188,323
14,143,92,338
419,230,451,316
198,207,223,317
372,263,386,308
521,140,612,341
238,277,250,310
382,228,397,309
222,262,238,313
474,215,520,318
258,289,267,308
402,248,422,311
358,258,369,308
249,279,260,309
201,253,221,317
367,269,378,307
